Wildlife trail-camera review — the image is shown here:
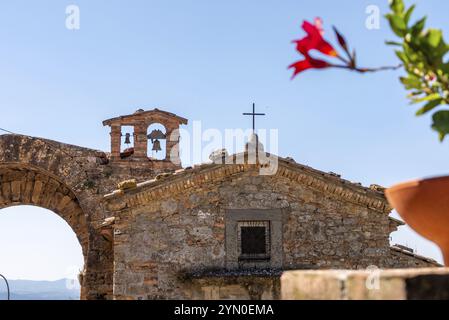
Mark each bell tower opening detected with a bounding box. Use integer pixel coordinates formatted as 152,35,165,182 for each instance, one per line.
147,123,166,160
120,125,135,158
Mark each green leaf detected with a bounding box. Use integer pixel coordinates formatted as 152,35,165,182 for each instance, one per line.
386,40,402,46
389,0,405,14
395,50,408,63
411,17,426,35
400,75,421,89
441,62,449,74
426,29,443,48
432,110,449,141
408,91,424,97
386,14,407,37
404,5,415,25
415,98,443,116
402,44,421,63
411,93,442,104
434,39,449,57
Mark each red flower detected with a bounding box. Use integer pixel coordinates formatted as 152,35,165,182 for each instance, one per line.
289,18,338,78
293,18,338,57
288,56,330,79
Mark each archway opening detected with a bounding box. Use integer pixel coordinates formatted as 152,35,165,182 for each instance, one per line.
0,205,84,300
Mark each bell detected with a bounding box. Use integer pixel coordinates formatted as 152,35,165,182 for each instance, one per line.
152,139,162,152
124,133,131,145
148,129,166,142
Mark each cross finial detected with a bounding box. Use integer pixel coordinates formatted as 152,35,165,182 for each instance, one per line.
243,103,266,133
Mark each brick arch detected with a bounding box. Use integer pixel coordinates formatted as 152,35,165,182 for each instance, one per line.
0,134,113,300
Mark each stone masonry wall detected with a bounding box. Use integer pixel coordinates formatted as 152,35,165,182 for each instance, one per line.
187,276,281,300
107,165,437,300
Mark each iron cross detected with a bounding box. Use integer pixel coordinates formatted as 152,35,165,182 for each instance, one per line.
243,103,266,133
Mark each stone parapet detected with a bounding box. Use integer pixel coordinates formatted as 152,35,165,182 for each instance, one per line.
281,268,449,300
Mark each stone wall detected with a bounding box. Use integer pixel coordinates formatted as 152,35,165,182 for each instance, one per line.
186,275,280,300
105,162,438,300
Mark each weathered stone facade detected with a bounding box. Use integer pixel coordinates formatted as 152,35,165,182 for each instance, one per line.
0,108,440,300
104,156,439,299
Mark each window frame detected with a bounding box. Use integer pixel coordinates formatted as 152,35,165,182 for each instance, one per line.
225,209,284,269
238,221,271,261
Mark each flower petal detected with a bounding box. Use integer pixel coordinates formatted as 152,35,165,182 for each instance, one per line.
288,56,330,78
314,17,324,36
296,19,338,57
316,39,338,57
289,60,313,79
302,20,320,37
293,38,313,55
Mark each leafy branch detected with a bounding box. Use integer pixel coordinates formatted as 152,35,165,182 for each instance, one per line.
290,0,449,141
386,0,449,141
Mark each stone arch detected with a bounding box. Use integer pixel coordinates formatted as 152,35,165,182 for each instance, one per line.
0,134,113,299
0,165,89,259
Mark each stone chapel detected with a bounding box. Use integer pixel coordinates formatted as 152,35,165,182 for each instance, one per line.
0,108,439,300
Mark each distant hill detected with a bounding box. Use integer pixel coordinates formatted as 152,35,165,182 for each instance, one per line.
0,279,80,300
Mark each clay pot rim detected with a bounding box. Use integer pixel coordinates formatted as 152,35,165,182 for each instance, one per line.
387,174,449,192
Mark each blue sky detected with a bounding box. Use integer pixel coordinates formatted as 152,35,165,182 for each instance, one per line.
1,0,449,281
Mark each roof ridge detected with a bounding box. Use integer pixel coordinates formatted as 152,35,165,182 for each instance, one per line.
102,108,188,126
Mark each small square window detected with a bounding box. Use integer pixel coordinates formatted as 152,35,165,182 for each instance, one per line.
225,209,283,269
238,221,270,261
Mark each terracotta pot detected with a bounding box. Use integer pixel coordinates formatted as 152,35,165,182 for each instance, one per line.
385,175,449,266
